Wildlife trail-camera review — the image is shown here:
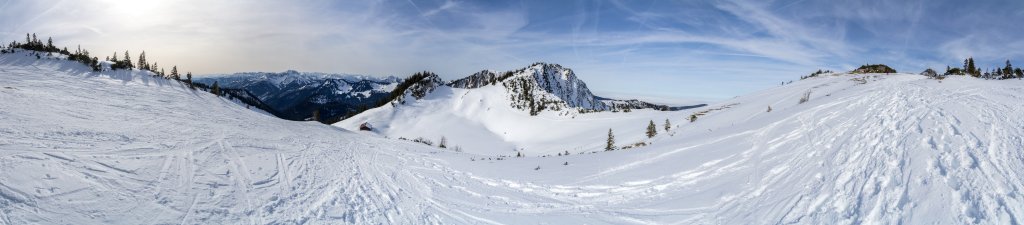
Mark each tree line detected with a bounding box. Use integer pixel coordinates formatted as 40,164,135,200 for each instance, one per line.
0,34,262,108
944,57,1023,80
2,33,197,84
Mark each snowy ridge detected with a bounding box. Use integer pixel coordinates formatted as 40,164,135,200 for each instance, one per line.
395,72,445,103
431,62,681,115
447,70,505,89
599,97,708,112
500,63,608,114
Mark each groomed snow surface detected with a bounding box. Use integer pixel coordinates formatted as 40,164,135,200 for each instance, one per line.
2,52,1024,224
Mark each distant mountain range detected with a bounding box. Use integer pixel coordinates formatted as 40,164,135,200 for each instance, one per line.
196,64,704,123
194,70,401,122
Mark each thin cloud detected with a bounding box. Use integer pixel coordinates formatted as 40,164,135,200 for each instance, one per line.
423,0,458,17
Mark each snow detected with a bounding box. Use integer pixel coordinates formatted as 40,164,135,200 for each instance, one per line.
3,51,1024,224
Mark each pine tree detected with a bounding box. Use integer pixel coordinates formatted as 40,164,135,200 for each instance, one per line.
170,66,179,80
137,51,147,71
186,72,193,88
605,128,616,151
439,136,447,148
123,51,132,70
1004,60,1013,79
110,52,119,69
646,120,657,138
967,57,978,77
664,119,671,132
211,81,221,96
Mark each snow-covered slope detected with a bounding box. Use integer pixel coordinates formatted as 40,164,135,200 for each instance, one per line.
341,71,1024,224
4,51,1024,224
339,83,690,156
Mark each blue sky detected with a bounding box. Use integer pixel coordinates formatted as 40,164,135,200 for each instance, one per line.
2,0,1023,102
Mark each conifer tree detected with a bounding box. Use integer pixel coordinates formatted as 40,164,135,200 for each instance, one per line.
646,120,657,138
186,72,193,88
605,128,616,151
664,119,671,132
1004,60,1013,79
123,51,132,70
211,81,221,96
109,52,120,69
170,66,179,80
967,57,978,77
439,136,447,148
137,51,147,71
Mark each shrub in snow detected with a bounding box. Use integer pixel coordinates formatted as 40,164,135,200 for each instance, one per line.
412,137,433,146
799,90,811,104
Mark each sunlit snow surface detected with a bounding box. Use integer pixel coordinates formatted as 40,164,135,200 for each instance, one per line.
2,52,1023,224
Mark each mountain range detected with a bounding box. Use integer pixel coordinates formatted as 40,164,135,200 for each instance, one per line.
194,70,400,122
195,63,705,124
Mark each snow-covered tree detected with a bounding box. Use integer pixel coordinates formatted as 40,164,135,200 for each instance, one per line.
439,136,448,149
664,119,671,132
